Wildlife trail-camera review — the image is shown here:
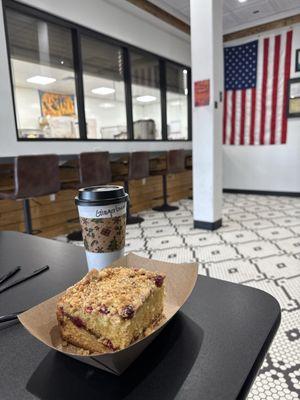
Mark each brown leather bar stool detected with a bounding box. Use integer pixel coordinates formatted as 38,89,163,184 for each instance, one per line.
63,151,112,241
152,149,186,212
124,151,149,225
0,154,60,234
62,151,112,190
78,151,112,187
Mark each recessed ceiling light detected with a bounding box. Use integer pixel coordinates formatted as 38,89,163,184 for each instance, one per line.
183,69,188,75
136,95,156,103
238,0,247,3
91,87,115,95
99,103,115,108
26,75,56,85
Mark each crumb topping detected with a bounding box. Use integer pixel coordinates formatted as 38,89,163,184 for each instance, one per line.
58,267,165,319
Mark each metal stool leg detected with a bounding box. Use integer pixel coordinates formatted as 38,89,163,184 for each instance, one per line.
162,174,168,206
152,175,179,212
23,199,33,234
125,181,144,225
67,230,83,241
66,209,82,241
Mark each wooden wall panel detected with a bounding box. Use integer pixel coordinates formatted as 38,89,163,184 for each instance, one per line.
0,159,192,238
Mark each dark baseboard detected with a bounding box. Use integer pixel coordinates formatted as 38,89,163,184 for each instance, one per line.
194,218,222,231
223,189,300,197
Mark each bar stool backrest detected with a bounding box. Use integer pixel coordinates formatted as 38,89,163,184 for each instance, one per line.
79,152,112,187
14,154,60,199
167,150,185,174
128,152,149,180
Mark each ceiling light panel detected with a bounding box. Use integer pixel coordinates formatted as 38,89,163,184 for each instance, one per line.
26,75,56,85
91,87,115,95
136,95,157,103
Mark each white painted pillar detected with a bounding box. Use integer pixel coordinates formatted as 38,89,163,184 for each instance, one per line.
191,0,223,230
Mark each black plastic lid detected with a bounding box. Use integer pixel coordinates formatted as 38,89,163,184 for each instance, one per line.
75,185,128,206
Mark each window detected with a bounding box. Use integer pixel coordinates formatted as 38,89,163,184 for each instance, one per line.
130,52,162,140
81,36,127,140
4,2,191,142
166,62,189,140
6,9,79,139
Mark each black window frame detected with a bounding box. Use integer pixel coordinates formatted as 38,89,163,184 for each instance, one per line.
129,47,165,141
2,0,192,142
165,60,191,141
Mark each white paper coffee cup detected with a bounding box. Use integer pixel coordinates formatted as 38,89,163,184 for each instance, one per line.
75,186,128,270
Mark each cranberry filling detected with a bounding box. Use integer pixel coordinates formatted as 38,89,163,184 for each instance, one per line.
70,316,85,328
85,306,93,314
121,305,134,319
154,275,164,287
103,339,116,350
99,304,110,315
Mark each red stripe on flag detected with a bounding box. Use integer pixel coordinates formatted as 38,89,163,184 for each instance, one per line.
240,89,246,145
260,37,269,145
270,35,281,144
250,88,256,145
281,31,293,144
230,91,236,145
223,91,227,144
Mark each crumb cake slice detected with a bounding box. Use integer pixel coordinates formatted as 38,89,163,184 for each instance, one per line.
56,267,165,353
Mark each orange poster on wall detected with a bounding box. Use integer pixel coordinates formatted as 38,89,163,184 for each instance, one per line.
194,79,210,107
39,91,75,117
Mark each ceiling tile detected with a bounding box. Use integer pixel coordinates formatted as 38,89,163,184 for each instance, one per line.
223,2,232,13
163,0,189,10
223,0,263,12
148,0,300,30
230,1,278,24
271,0,300,12
180,4,190,16
223,12,240,31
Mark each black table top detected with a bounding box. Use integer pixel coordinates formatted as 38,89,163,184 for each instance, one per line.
0,231,280,400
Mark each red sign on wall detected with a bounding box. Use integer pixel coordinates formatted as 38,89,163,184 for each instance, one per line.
194,79,210,107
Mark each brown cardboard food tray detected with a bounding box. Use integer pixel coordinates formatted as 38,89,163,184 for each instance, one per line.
18,253,198,375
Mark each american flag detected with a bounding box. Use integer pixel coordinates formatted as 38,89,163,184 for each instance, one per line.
223,30,293,145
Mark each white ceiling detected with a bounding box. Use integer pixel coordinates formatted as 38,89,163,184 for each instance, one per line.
149,0,300,32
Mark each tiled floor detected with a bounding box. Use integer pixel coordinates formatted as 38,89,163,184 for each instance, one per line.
58,193,300,399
